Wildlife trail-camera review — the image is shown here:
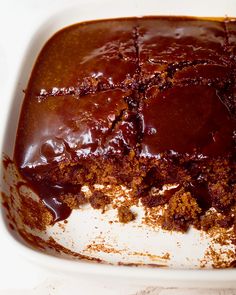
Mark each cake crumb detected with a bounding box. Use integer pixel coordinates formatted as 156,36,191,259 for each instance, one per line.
162,189,201,232
117,206,136,223
89,191,111,210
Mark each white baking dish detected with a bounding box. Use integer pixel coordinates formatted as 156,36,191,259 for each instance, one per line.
1,0,236,288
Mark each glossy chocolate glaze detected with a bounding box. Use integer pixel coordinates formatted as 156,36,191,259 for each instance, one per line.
14,17,236,223
138,18,233,83
27,19,138,96
141,85,235,156
17,89,135,169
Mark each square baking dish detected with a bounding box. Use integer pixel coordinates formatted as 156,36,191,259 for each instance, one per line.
1,0,236,288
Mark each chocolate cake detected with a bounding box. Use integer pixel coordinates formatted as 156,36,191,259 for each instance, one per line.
14,17,236,232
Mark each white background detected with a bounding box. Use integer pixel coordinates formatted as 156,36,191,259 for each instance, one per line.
1,0,236,294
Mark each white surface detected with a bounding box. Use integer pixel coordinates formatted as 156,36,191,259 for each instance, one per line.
1,0,236,293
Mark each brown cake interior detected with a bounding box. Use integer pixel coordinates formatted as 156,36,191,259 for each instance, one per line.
14,17,236,232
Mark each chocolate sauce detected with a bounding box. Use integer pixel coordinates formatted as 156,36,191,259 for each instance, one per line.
33,182,72,222
14,178,72,222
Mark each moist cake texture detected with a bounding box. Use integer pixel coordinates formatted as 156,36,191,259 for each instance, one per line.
14,17,236,232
